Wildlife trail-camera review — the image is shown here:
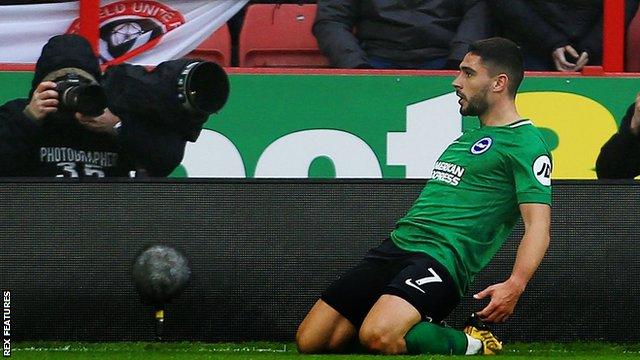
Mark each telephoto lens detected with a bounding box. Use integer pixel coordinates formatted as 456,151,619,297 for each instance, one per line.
176,60,229,115
102,58,230,142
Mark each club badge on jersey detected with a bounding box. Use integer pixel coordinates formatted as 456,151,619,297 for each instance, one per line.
470,137,492,155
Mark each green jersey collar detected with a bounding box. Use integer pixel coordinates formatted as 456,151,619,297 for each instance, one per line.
508,119,532,128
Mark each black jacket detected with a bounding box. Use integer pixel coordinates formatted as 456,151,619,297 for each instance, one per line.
596,103,640,179
0,98,185,177
0,98,129,177
491,0,639,65
313,0,491,68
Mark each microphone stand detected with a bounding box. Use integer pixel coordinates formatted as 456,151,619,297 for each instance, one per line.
155,305,165,341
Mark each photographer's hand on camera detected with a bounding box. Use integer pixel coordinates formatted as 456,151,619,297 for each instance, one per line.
24,81,59,123
75,108,121,136
25,81,120,135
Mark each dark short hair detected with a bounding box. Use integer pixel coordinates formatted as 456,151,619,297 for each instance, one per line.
468,37,524,98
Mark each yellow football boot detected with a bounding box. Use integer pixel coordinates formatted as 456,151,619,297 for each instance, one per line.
463,313,503,355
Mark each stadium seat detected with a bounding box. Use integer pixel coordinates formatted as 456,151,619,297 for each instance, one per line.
186,23,232,67
627,6,640,72
239,4,330,68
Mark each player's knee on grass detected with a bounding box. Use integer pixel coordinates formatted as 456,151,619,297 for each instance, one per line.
296,325,352,354
295,323,321,353
296,330,347,354
296,300,357,353
359,325,406,354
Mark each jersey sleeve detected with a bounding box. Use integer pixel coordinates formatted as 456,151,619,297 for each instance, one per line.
507,137,552,205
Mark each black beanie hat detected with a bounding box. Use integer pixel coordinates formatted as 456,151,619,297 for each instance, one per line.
30,34,101,96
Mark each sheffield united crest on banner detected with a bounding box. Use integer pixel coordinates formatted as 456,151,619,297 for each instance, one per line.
66,0,185,65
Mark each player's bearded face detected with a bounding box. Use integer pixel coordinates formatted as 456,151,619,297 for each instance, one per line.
460,83,490,116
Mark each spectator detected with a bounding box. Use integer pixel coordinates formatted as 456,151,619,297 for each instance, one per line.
626,3,640,71
0,34,188,177
312,0,492,70
596,93,640,179
491,0,638,72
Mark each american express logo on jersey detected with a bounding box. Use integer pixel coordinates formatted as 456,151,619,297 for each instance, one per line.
431,161,465,186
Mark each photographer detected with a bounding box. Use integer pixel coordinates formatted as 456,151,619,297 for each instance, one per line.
0,34,227,177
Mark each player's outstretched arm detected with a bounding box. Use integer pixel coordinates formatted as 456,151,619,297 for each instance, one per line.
474,203,551,323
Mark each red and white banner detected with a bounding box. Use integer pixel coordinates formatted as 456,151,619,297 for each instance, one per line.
0,0,247,65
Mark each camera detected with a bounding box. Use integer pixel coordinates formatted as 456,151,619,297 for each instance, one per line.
52,72,107,117
103,59,230,142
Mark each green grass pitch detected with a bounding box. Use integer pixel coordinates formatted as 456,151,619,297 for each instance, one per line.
9,341,640,359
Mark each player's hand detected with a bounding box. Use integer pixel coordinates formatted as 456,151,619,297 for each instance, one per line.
75,108,121,135
25,81,59,122
552,45,580,72
473,278,525,323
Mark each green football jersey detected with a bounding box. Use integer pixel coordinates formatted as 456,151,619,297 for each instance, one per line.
390,119,552,296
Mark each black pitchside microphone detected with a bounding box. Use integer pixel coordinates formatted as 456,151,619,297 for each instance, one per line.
131,245,191,340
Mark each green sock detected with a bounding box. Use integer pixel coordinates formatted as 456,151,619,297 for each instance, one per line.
404,321,468,355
